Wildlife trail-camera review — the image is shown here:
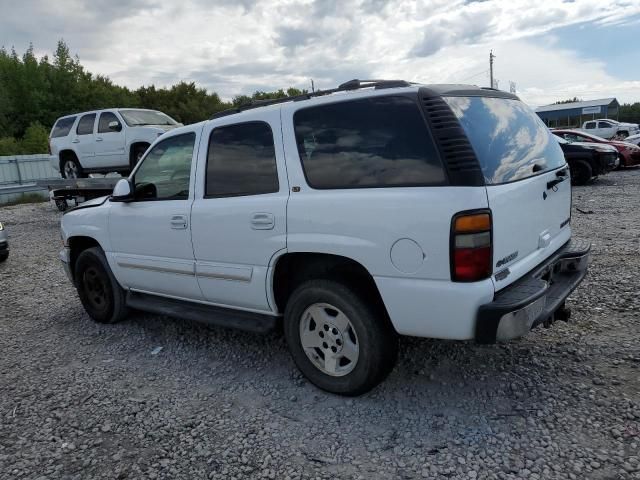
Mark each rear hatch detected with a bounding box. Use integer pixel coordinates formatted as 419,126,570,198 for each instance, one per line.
445,96,571,290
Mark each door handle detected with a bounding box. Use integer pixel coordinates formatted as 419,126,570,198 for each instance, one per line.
250,212,275,230
96,137,103,142
170,215,188,229
71,139,80,144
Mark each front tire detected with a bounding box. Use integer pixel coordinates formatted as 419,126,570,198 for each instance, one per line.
570,159,593,186
0,251,8,263
284,279,398,396
75,247,128,324
131,145,148,171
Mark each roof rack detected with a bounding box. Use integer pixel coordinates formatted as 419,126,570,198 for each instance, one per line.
210,79,413,119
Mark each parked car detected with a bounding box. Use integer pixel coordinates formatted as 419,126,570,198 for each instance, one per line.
623,133,640,147
49,109,181,179
581,119,639,139
0,222,8,262
59,80,591,395
553,134,618,184
553,129,640,168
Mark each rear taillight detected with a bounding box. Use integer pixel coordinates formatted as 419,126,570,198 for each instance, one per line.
451,211,492,282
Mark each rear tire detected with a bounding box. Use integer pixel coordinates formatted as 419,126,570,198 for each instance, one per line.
0,251,8,263
131,145,148,171
284,279,398,396
61,156,86,179
75,247,128,324
570,159,593,186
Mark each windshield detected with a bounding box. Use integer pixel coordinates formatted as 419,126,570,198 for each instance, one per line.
445,96,566,184
119,109,177,127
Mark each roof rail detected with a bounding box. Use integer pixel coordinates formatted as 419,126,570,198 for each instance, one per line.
210,79,413,119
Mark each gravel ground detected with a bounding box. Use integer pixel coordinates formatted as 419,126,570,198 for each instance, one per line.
1,169,639,480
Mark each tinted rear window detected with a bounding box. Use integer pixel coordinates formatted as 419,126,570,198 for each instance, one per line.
205,122,279,197
51,117,76,138
76,114,96,135
445,97,566,184
294,96,446,189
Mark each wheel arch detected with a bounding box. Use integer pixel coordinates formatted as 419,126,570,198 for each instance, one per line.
271,252,393,329
129,141,150,162
58,149,79,171
68,235,103,282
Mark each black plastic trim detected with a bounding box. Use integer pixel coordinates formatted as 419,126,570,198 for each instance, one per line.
126,291,278,334
418,88,485,187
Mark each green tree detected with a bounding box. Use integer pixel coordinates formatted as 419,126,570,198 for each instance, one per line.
20,122,49,154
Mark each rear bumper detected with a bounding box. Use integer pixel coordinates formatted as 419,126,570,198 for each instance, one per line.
476,239,591,343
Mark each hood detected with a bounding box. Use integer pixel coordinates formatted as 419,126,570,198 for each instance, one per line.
571,142,617,153
64,195,109,214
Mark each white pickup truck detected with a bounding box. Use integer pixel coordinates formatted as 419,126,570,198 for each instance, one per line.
59,80,591,395
49,109,181,178
581,119,639,139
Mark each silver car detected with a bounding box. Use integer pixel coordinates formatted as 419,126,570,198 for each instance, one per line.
0,222,8,262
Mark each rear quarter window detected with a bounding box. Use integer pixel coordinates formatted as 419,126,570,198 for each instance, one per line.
51,117,77,138
293,95,446,189
445,96,566,185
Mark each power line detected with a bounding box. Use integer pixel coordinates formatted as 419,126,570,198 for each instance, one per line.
458,69,489,83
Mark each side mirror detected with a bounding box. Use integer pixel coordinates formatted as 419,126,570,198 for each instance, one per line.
111,178,133,202
108,121,122,132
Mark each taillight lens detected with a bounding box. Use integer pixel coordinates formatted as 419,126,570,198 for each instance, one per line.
451,211,492,282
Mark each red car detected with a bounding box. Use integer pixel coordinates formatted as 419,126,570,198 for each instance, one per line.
553,129,640,167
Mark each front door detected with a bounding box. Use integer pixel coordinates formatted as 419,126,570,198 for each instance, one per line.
73,113,97,168
95,112,127,168
108,131,202,301
190,112,288,312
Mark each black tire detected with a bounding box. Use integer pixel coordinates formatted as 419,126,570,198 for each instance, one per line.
131,145,148,171
617,131,629,139
0,251,8,263
570,159,593,186
284,279,398,396
55,199,68,212
75,247,128,324
60,156,86,179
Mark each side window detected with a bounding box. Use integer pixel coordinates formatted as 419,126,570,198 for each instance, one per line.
51,117,76,138
598,121,611,128
584,122,596,129
133,133,195,200
205,122,279,197
293,96,446,189
98,112,122,133
76,114,96,135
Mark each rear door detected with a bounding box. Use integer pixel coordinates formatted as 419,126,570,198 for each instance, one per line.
73,113,97,167
190,109,288,312
446,96,571,290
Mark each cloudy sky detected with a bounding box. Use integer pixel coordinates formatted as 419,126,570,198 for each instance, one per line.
1,0,640,106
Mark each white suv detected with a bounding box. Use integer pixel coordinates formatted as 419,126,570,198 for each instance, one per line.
59,80,591,395
49,109,180,178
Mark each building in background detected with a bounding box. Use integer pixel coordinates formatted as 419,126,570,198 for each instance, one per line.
535,98,619,128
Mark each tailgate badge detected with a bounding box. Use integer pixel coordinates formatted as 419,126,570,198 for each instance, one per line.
496,251,518,268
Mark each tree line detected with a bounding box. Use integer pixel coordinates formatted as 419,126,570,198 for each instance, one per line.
1,41,640,155
0,41,305,155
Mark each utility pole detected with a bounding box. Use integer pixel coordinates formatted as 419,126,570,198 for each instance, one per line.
310,79,315,93
489,50,495,89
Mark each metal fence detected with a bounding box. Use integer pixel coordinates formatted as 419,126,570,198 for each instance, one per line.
0,155,59,204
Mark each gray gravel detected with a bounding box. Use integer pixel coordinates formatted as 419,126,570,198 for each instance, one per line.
1,169,640,480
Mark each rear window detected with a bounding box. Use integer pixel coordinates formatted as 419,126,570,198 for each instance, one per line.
51,117,76,138
445,96,566,185
294,96,446,189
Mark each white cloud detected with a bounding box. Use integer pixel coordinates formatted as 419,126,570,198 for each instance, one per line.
1,0,639,104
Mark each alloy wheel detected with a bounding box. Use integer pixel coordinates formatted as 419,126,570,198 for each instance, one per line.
299,303,359,377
